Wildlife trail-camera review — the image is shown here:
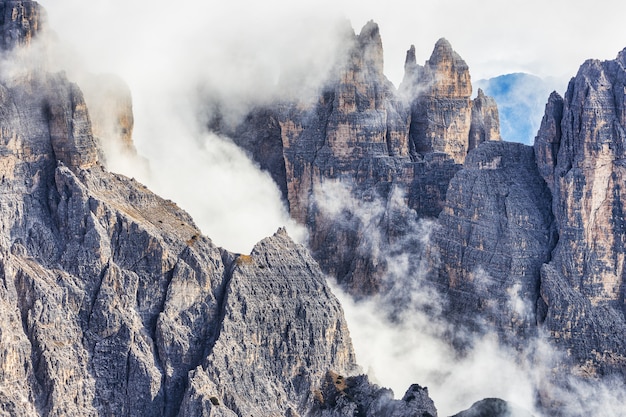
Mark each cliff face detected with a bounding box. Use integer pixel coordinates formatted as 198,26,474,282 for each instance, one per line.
433,141,555,344
0,2,442,416
533,48,626,376
429,46,626,392
403,39,469,163
0,0,42,50
401,40,501,164
224,24,501,296
217,16,626,412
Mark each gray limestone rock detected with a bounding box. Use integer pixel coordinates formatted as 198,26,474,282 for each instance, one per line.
534,47,626,377
0,5,437,416
0,70,376,416
433,140,555,344
312,372,437,417
220,26,500,297
469,89,501,152
533,91,563,193
0,0,43,51
180,228,358,416
401,39,500,164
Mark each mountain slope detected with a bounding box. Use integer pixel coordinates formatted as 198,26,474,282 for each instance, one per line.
534,48,626,378
0,1,439,416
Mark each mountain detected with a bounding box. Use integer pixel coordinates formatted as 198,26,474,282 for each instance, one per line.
213,16,626,417
534,49,626,379
0,2,439,416
2,0,626,416
218,23,501,296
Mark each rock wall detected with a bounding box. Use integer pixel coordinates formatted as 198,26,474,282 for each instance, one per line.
534,48,626,376
0,0,42,50
469,88,501,151
430,45,626,393
401,39,500,164
224,24,501,296
433,141,555,344
0,68,371,417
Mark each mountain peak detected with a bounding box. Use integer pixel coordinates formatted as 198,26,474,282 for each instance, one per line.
357,20,384,75
428,37,468,70
358,20,380,40
405,44,417,67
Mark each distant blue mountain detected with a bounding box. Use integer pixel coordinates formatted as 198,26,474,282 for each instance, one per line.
475,73,553,145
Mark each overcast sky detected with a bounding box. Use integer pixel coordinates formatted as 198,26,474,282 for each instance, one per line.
40,0,626,90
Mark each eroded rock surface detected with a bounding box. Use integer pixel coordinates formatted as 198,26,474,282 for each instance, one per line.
0,3,438,416
222,25,500,296
433,141,554,344
0,70,366,416
0,0,42,50
534,47,626,377
180,228,358,417
312,373,437,417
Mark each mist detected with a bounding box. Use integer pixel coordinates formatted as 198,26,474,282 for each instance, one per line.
36,0,626,253
314,180,537,415
36,0,357,252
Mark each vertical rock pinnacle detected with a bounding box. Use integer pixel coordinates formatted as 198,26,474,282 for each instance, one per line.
357,20,384,75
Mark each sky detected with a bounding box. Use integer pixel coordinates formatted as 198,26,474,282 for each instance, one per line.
39,0,626,90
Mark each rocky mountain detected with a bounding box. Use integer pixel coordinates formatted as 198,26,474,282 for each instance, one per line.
220,23,501,296
0,0,42,50
404,43,626,413
215,13,626,417
534,48,626,378
432,140,555,345
3,0,626,416
0,1,439,416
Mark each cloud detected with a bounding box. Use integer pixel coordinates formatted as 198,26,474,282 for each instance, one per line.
34,0,626,250
42,0,626,92
37,0,354,252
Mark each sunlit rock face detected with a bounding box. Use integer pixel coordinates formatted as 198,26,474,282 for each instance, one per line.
401,39,500,164
401,38,472,164
469,88,501,151
0,3,436,416
534,48,626,376
223,25,501,296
